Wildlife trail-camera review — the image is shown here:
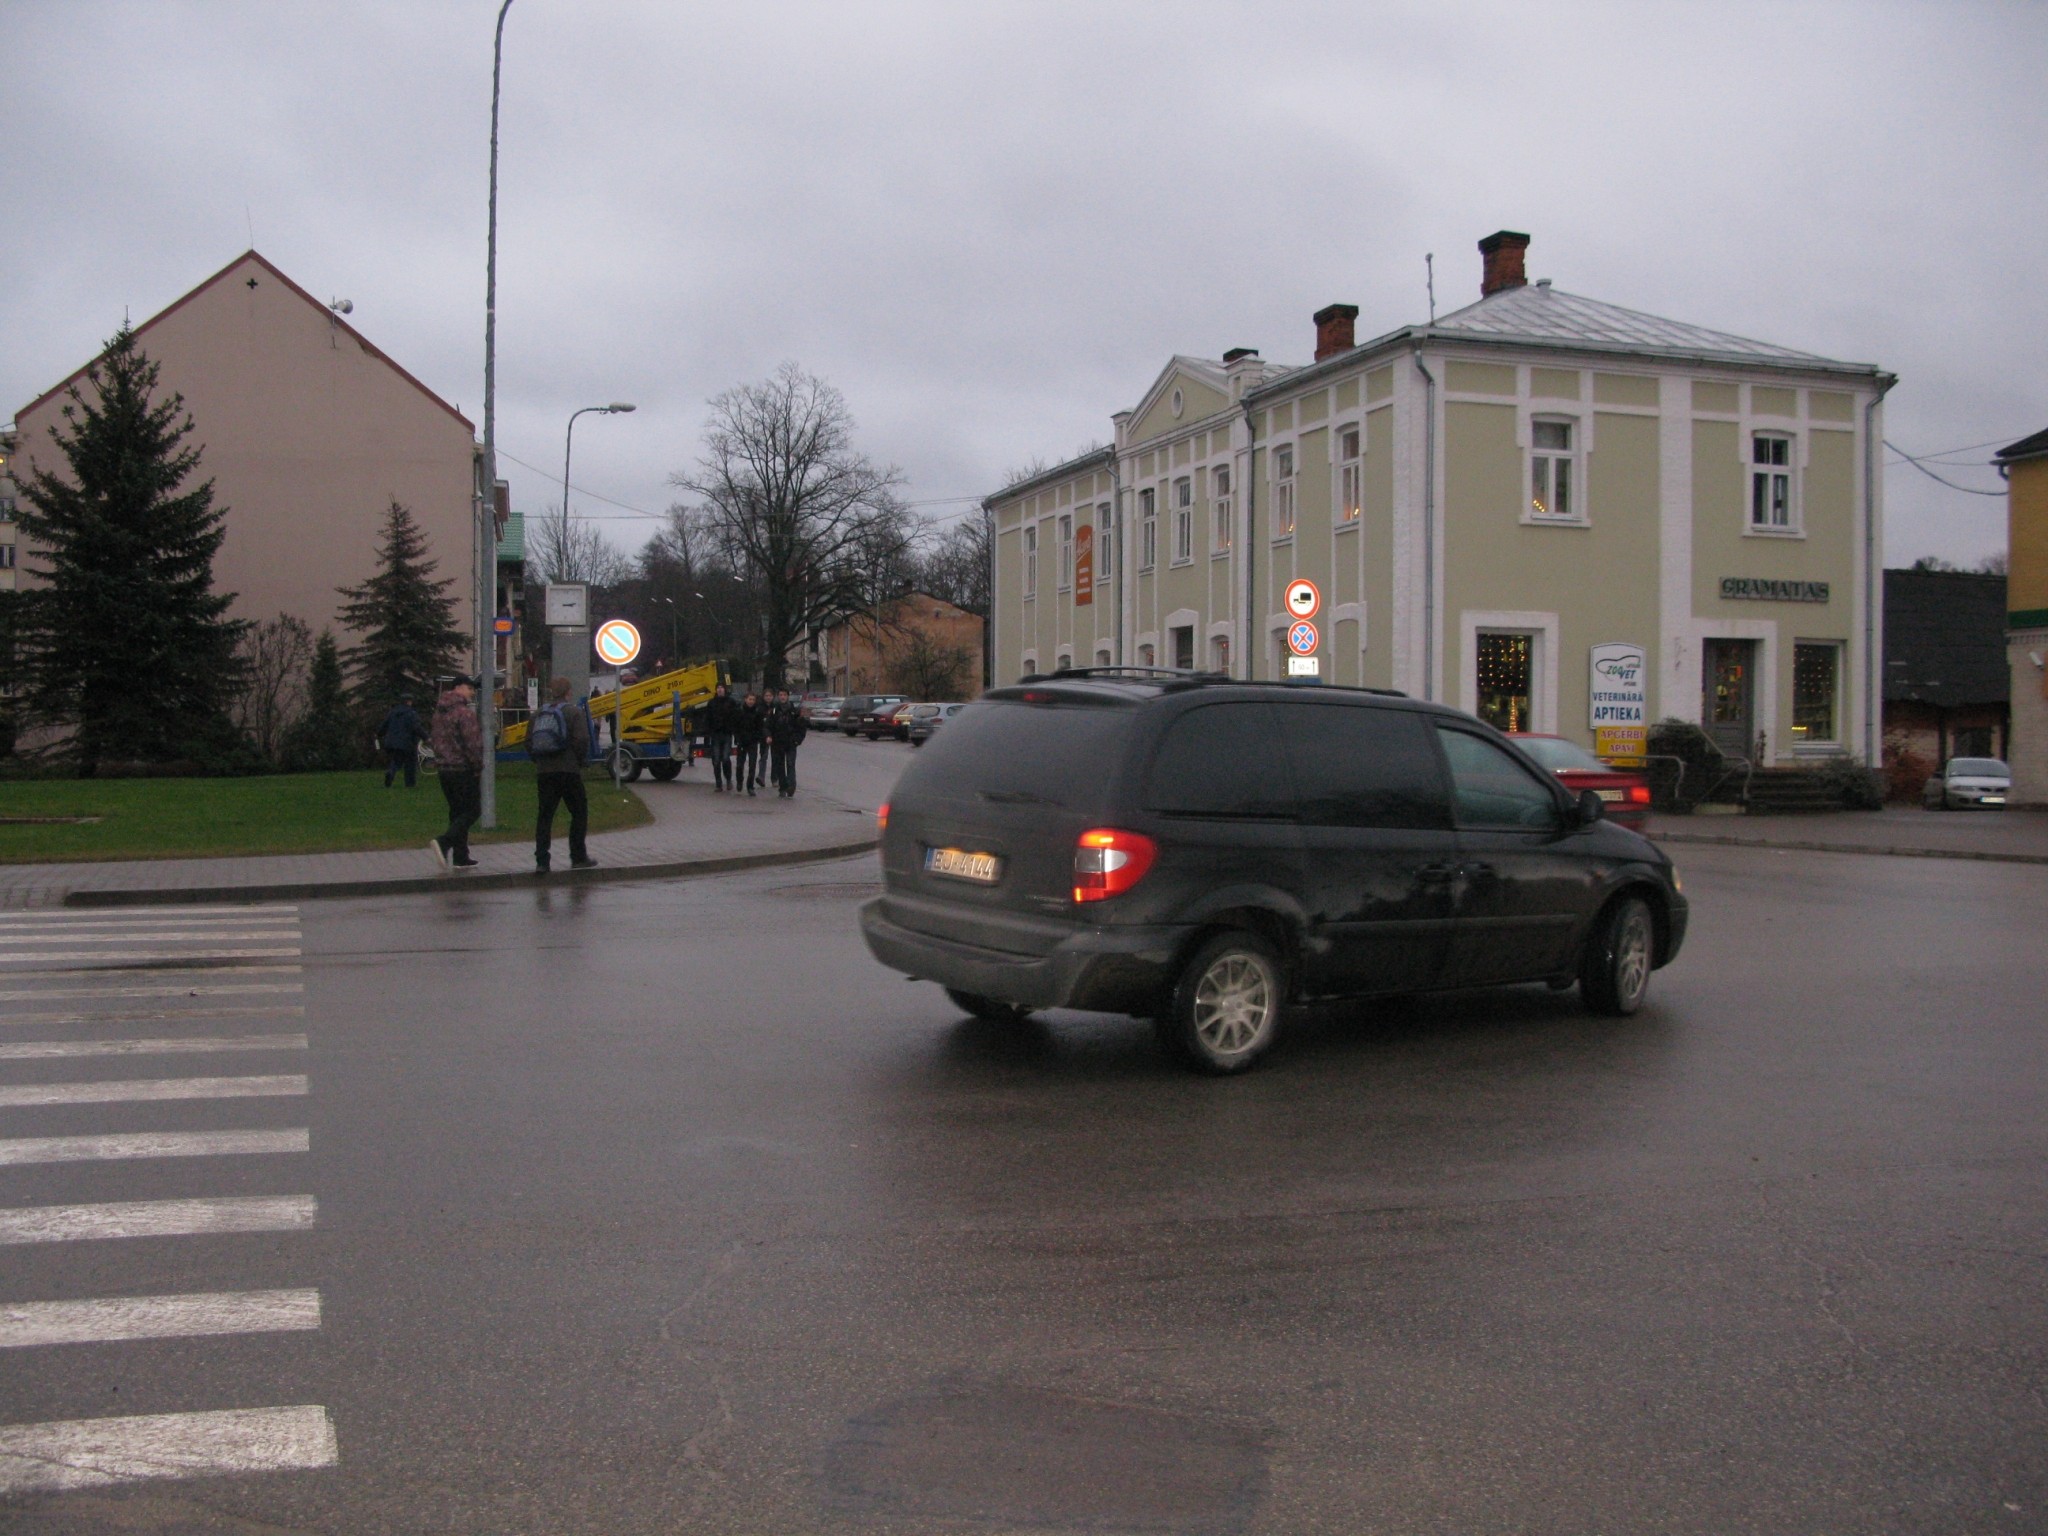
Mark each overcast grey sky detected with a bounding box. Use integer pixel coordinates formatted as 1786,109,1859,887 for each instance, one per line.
4,0,2042,567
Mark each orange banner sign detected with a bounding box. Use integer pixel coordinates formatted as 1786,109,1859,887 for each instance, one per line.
1074,524,1094,606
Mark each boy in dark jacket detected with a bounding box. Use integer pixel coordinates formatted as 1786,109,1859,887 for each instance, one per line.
703,684,739,792
766,690,807,797
733,691,767,796
532,675,597,875
378,695,426,788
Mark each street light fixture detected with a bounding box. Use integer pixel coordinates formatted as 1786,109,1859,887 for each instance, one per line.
479,0,513,830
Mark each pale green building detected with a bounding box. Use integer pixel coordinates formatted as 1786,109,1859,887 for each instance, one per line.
987,231,1895,768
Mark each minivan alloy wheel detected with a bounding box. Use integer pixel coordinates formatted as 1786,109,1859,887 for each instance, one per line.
1581,895,1654,1016
1166,931,1284,1074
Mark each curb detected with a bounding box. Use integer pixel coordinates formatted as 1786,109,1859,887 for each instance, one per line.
60,838,880,909
1648,831,2048,868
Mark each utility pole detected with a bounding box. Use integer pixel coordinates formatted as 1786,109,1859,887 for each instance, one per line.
479,0,513,829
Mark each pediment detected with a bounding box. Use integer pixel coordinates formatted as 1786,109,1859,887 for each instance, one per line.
1127,358,1231,446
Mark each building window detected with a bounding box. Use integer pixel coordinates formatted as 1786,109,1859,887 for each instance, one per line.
1210,634,1230,673
1792,642,1839,744
1057,649,1073,672
1140,488,1157,571
1170,626,1195,670
1138,643,1155,667
1057,514,1073,591
1096,503,1112,578
0,544,14,570
1273,445,1296,537
1751,433,1794,530
0,495,16,518
1096,646,1113,667
1475,631,1535,733
1173,477,1192,563
1211,465,1233,551
1022,525,1037,598
1338,425,1362,523
1530,418,1576,521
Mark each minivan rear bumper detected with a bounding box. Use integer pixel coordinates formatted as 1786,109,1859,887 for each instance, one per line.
859,899,1185,1014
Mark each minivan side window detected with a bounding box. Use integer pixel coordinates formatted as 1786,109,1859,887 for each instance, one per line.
1435,727,1561,829
1144,703,1292,819
1280,704,1450,829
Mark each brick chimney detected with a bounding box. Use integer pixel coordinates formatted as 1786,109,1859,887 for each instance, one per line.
1478,230,1530,297
1313,303,1359,361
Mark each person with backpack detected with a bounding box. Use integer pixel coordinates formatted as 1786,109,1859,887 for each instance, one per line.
427,678,483,869
733,690,767,797
766,689,808,798
531,675,597,875
377,694,426,788
703,683,739,792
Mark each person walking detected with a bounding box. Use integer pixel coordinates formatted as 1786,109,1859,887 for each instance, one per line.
767,689,808,798
531,675,598,875
377,694,426,788
733,690,767,797
427,678,483,869
703,683,739,792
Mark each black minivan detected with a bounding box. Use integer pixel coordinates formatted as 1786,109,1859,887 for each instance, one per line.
860,672,1686,1073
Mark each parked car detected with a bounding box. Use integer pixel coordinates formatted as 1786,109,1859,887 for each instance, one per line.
856,698,913,739
1923,756,2010,810
1509,733,1654,830
838,694,906,737
803,696,845,728
907,702,969,746
862,675,1687,1074
874,701,921,741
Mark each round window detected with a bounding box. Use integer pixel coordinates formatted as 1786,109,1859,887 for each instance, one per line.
1170,388,1184,418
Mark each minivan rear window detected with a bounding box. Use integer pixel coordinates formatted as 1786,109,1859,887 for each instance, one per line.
902,700,1131,807
1144,703,1294,818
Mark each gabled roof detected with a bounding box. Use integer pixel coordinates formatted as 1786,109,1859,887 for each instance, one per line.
1882,567,2009,707
16,250,475,433
1428,282,1873,373
1994,426,2048,464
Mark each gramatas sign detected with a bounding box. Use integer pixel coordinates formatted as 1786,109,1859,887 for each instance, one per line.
1589,643,1646,727
1721,577,1830,603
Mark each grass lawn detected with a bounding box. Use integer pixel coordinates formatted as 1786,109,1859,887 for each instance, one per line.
0,764,650,863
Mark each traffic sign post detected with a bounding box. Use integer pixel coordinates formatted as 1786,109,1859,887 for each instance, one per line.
1287,620,1319,656
1284,578,1321,622
594,619,642,787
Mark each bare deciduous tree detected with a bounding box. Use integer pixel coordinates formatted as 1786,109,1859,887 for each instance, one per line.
671,363,909,689
529,501,632,588
231,612,313,765
886,629,974,701
917,514,991,618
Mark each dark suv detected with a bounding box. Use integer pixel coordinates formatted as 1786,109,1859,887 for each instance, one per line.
860,673,1687,1074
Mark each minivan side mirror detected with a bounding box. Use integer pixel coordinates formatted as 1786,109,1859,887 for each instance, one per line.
1573,788,1605,828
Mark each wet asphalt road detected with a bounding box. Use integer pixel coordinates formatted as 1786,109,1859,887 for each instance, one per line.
2,841,2043,1535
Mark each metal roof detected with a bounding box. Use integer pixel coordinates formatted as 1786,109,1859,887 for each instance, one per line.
1995,426,2048,464
1430,283,1871,371
496,509,524,564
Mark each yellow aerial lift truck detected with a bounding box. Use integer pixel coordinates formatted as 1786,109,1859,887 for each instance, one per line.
496,657,729,782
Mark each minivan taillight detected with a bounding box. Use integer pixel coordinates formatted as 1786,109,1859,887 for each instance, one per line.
877,802,890,832
1073,828,1156,903
1626,784,1652,806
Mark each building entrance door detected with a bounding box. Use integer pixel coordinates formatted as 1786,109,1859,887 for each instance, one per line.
1703,639,1757,758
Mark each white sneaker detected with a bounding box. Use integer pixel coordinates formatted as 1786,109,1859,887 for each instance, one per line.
427,837,449,868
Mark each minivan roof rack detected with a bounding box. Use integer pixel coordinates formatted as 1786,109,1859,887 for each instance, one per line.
1017,666,1227,684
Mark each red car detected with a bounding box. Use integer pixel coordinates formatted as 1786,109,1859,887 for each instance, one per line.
1509,733,1653,830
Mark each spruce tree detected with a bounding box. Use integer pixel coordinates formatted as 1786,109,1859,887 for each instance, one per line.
280,631,362,772
335,500,469,713
13,324,246,774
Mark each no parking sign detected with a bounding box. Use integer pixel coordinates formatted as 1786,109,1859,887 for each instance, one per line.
594,619,641,668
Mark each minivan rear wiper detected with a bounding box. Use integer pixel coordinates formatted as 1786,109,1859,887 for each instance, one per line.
980,789,1062,807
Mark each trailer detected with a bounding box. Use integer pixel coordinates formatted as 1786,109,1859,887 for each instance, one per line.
496,658,729,781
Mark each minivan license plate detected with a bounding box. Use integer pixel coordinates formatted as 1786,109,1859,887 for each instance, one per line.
926,847,999,883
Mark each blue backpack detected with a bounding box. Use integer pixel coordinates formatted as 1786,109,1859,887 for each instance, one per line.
527,702,571,758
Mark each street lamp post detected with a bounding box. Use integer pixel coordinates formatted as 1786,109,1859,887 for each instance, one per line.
479,0,513,830
562,402,636,749
658,595,678,662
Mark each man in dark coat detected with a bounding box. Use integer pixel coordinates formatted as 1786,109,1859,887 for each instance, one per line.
702,683,739,792
377,694,426,788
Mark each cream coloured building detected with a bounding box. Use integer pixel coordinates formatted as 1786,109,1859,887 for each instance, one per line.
11,251,481,647
989,231,1894,767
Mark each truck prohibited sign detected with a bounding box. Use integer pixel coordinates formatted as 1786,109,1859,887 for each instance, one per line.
1287,620,1320,656
1284,578,1321,621
594,618,642,667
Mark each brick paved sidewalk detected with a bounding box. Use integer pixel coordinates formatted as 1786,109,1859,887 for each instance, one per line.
1646,805,2048,866
0,755,886,909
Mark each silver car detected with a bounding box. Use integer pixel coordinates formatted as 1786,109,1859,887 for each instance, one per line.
1923,756,2010,810
905,702,968,746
